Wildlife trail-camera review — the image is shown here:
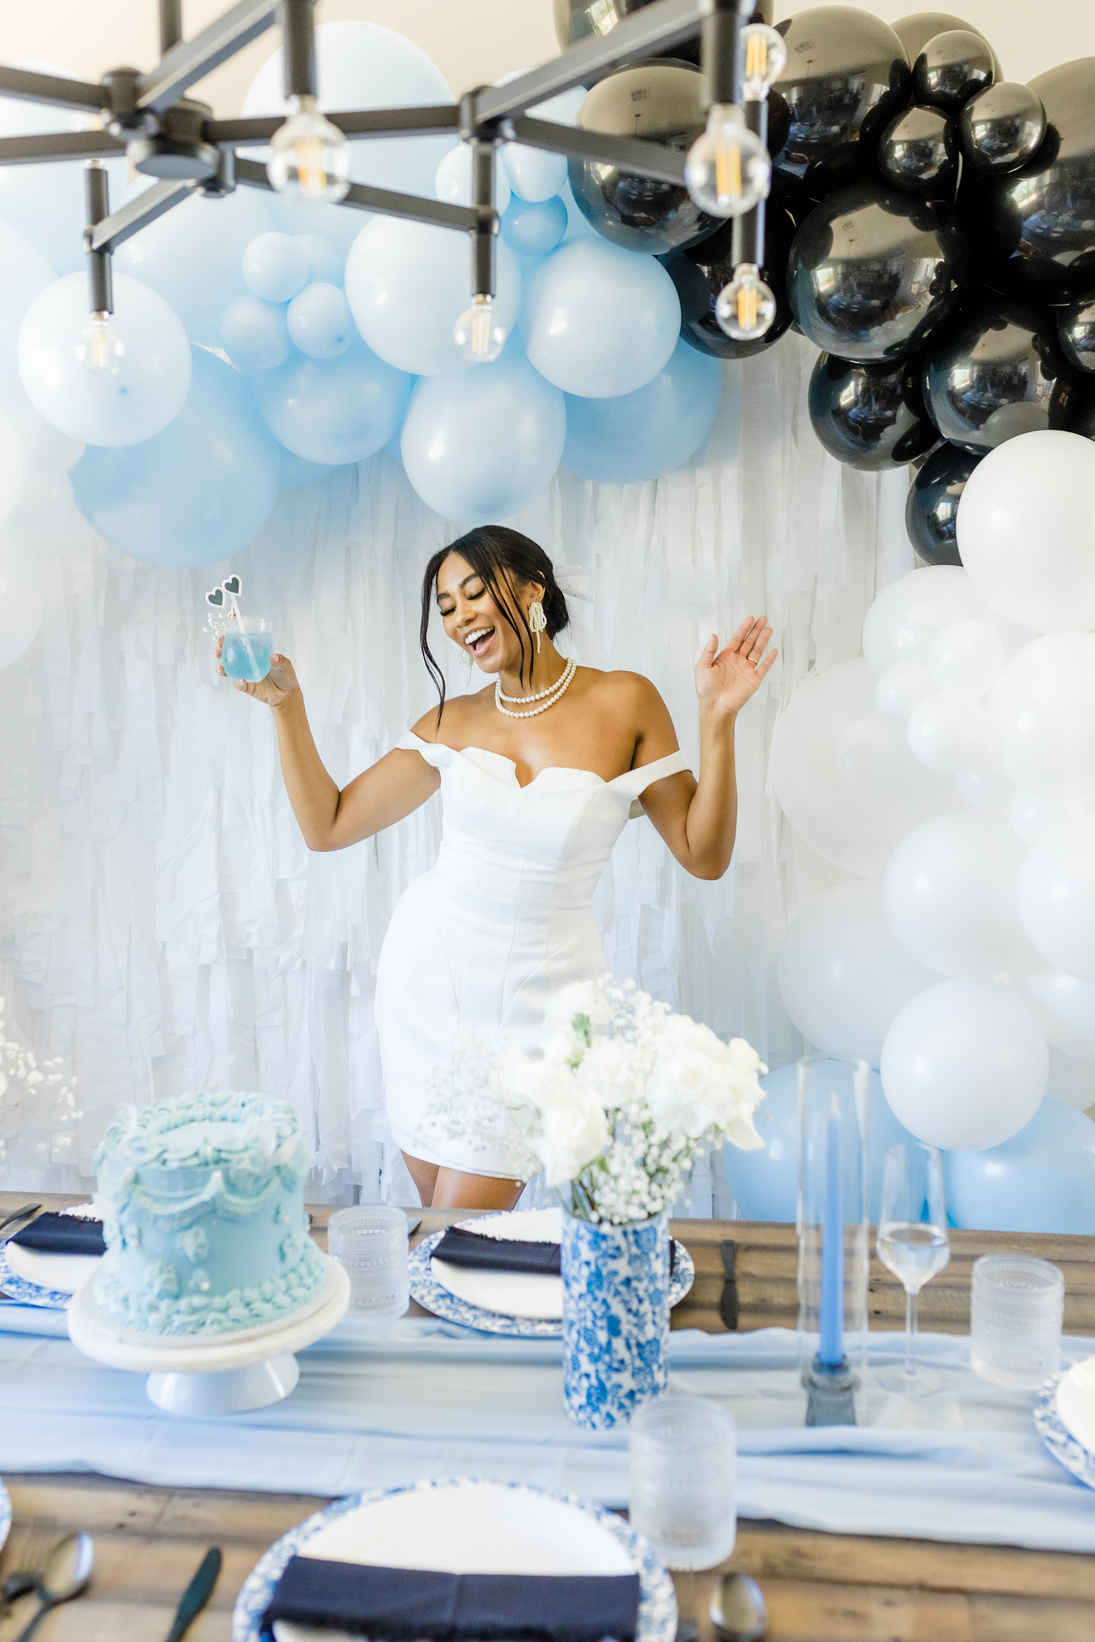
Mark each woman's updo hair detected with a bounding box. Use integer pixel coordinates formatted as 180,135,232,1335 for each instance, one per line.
420,526,570,712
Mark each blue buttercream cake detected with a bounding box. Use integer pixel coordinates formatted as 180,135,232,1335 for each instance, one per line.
92,1090,326,1336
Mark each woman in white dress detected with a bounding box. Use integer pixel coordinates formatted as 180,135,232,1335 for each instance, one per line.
221,527,776,1210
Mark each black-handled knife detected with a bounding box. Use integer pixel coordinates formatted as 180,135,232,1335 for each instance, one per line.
164,1547,221,1642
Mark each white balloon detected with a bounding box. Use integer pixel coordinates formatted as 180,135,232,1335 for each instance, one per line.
863,566,989,678
6,466,95,558
880,979,1048,1150
0,218,53,375
881,813,1032,977
0,430,21,530
1017,815,1095,981
345,217,522,377
777,881,939,1066
954,770,1012,814
927,619,1006,696
874,660,933,725
496,76,576,202
17,273,192,448
769,659,962,877
0,533,45,666
1021,965,1095,1062
991,633,1095,801
907,691,1000,773
956,428,1095,633
1010,789,1066,845
0,389,82,472
435,145,511,211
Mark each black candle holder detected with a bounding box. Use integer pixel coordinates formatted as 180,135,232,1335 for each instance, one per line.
804,1351,859,1426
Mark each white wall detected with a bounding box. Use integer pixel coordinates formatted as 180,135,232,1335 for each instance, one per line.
10,0,1095,118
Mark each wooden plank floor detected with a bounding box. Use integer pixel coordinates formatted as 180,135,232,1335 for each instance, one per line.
3,1193,1095,1639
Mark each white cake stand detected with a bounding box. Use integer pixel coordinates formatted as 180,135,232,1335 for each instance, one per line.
67,1255,350,1415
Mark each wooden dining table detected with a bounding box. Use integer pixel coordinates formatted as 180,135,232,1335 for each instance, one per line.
2,1192,1094,1641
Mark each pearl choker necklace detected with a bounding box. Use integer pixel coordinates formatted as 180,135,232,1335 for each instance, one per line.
495,657,577,718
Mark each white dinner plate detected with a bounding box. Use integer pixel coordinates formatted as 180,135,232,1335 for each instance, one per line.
1034,1368,1095,1492
232,1478,677,1642
431,1207,564,1320
0,1204,102,1308
1053,1356,1095,1458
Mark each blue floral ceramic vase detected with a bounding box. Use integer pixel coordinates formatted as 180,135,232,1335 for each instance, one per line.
561,1207,670,1429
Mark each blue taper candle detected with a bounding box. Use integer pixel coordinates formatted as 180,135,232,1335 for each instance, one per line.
818,1104,844,1366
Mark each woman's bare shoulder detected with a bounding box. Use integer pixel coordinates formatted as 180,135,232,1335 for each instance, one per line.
410,689,492,744
579,667,666,709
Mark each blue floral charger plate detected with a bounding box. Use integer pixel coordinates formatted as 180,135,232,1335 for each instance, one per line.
0,1247,72,1310
232,1477,677,1642
409,1229,695,1338
1034,1372,1095,1490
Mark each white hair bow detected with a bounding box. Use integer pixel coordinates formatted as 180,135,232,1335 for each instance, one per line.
553,562,593,603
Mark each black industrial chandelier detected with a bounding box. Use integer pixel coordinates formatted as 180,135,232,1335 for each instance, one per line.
0,0,783,367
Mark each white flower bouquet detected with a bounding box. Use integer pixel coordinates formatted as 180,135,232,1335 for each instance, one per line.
496,979,767,1225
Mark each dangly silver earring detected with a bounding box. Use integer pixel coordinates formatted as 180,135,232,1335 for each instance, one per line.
528,599,547,654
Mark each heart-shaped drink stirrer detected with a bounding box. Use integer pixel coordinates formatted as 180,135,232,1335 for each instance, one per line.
204,575,244,638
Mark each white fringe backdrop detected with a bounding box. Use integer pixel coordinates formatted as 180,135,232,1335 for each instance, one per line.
0,333,910,1206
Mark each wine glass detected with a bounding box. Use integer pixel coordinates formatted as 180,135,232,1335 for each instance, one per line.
876,1141,950,1396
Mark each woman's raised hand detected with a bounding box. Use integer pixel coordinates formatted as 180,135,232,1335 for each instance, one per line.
695,618,778,720
215,634,300,709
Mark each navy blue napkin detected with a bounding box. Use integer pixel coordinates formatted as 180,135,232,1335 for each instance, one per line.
260,1558,642,1641
433,1226,675,1278
10,1212,106,1257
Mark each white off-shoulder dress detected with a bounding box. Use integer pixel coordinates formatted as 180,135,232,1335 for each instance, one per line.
374,732,691,1177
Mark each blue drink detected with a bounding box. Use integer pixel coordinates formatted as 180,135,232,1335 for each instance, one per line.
222,629,273,682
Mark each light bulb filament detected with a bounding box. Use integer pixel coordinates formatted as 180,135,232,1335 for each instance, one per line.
471,300,492,358
294,135,327,199
746,30,767,82
737,281,759,332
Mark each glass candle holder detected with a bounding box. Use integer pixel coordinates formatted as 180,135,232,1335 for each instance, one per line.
797,1056,871,1423
970,1254,1064,1389
222,617,274,683
628,1396,737,1570
327,1206,409,1317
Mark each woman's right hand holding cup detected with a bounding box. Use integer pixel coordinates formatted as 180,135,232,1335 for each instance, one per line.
215,634,300,709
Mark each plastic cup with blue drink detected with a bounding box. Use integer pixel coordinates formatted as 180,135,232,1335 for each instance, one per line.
221,617,274,683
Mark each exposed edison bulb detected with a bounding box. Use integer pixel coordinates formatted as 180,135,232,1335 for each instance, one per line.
268,94,351,203
454,294,506,364
75,311,125,376
715,264,777,342
742,23,788,98
684,105,770,218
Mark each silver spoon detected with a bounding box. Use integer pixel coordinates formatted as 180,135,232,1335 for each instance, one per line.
709,1571,768,1642
11,1531,94,1642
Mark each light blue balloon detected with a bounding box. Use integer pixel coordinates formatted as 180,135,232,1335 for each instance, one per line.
562,341,722,482
220,294,291,372
251,339,411,465
559,179,597,241
243,233,309,303
522,238,681,398
279,448,342,487
114,182,274,341
287,283,354,359
945,1098,1095,1234
400,345,565,523
0,156,127,275
294,233,344,285
71,346,280,567
724,1061,918,1224
502,196,568,261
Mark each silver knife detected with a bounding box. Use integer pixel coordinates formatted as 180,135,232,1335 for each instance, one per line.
0,1204,41,1246
164,1547,221,1642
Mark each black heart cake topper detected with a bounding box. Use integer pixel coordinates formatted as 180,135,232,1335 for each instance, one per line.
204,575,243,639
205,586,225,608
222,575,242,597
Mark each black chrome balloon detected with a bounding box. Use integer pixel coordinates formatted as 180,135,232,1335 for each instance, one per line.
878,104,958,194
962,58,1095,303
809,352,939,468
904,440,983,563
1059,293,1095,374
771,7,911,197
959,81,1046,173
922,294,1070,451
568,63,718,254
552,0,774,58
911,29,994,114
891,13,1003,80
1049,371,1095,440
787,180,970,362
661,202,798,360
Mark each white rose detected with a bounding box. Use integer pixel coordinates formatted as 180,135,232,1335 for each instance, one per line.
575,1037,648,1112
647,1021,766,1147
531,1090,609,1187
